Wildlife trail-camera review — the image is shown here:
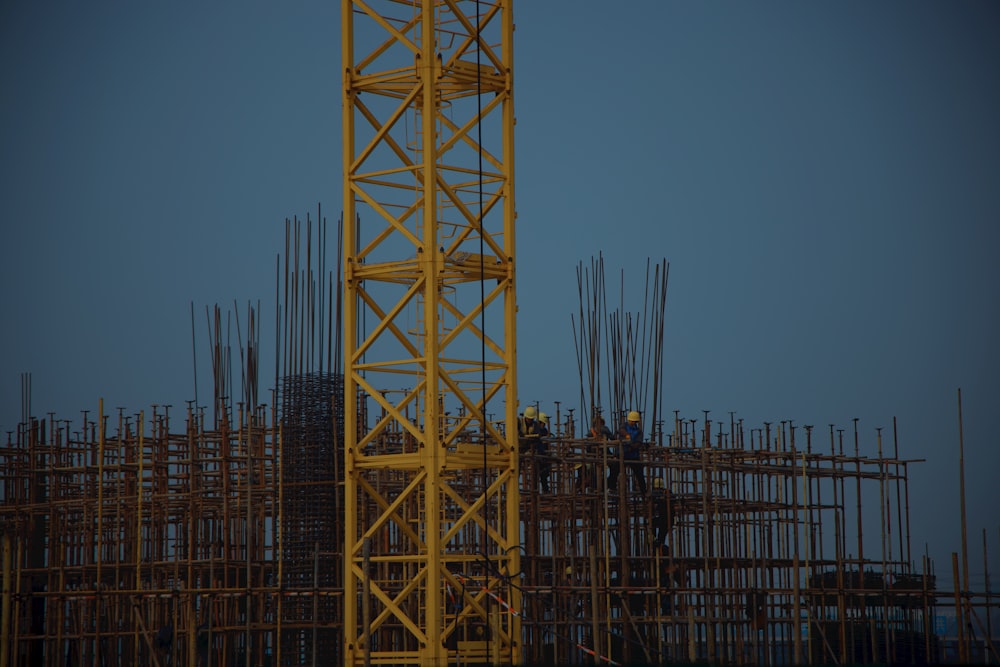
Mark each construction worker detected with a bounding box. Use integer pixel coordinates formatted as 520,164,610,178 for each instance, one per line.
650,477,674,548
537,411,551,432
518,405,540,445
518,406,550,493
580,414,613,491
536,412,552,493
609,410,647,496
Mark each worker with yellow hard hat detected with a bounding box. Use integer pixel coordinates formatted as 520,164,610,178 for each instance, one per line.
609,409,647,496
518,405,550,493
518,405,540,449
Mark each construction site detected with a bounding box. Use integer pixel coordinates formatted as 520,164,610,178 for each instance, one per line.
3,314,998,665
2,2,998,666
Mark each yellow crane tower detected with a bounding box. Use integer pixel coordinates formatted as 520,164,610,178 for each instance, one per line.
342,1,519,665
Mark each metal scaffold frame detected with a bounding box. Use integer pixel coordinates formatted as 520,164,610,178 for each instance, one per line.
0,401,281,667
5,395,1000,665
342,1,520,664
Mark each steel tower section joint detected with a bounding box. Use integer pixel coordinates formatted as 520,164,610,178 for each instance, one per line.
343,2,520,665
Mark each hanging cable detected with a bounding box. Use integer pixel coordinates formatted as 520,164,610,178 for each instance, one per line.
473,0,494,658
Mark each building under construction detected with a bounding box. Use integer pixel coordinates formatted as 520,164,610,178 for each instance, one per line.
3,1,998,665
2,233,997,665
3,385,999,665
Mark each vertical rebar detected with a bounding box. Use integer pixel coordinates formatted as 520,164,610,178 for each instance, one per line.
957,387,971,661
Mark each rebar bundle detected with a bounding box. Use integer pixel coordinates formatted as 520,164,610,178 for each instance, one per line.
574,254,670,439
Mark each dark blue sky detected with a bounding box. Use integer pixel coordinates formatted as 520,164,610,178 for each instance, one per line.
2,2,998,585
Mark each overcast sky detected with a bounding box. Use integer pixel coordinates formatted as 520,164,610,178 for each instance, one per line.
2,2,998,585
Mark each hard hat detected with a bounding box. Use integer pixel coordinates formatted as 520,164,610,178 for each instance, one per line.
628,410,640,422
538,412,549,424
653,478,664,489
565,566,573,576
523,406,537,419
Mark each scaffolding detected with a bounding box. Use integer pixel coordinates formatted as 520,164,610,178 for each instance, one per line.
4,400,999,665
0,402,279,667
517,415,943,665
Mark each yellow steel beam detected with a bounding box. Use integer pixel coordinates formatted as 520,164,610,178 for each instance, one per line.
343,1,520,664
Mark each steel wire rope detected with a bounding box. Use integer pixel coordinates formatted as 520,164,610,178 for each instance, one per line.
472,1,498,660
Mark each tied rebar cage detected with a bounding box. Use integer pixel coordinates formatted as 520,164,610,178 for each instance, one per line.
278,370,344,665
274,209,346,665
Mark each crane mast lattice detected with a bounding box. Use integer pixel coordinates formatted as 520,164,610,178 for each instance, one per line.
342,1,520,664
